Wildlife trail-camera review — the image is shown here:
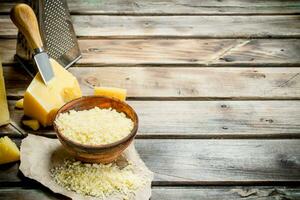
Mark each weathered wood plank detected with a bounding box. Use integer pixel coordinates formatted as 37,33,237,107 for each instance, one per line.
1,15,300,38
3,66,300,99
0,188,65,200
1,39,300,66
4,100,300,138
72,15,300,38
152,186,300,200
141,139,300,183
0,162,21,183
0,39,15,65
1,0,300,15
0,186,299,200
131,101,300,137
1,139,300,184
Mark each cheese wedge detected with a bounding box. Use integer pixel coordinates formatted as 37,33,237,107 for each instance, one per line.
23,59,82,126
0,136,20,165
0,60,9,126
22,119,40,131
94,86,127,101
15,98,24,109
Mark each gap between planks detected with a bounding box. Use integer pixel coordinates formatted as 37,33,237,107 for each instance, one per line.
1,0,300,15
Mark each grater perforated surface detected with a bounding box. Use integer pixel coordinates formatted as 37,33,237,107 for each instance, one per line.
44,0,75,59
16,0,81,76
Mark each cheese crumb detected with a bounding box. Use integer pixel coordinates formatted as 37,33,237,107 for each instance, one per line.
55,107,134,145
15,98,24,109
51,159,146,198
22,119,40,131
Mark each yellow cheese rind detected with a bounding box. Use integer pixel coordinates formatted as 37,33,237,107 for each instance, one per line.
0,61,9,126
0,136,20,164
94,86,127,101
15,98,24,109
23,59,82,126
22,119,40,131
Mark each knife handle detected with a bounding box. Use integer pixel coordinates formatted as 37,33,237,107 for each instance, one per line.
10,4,43,52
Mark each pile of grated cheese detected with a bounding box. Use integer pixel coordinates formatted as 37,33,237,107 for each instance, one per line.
51,159,147,199
55,107,134,145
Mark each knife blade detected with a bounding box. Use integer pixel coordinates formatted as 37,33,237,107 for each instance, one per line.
10,4,54,85
33,49,54,84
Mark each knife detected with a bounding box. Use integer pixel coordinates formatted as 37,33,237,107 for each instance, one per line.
10,4,54,85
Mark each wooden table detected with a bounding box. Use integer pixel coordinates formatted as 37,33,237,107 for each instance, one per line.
1,1,300,199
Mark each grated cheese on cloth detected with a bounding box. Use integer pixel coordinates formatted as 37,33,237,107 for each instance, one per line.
51,159,147,199
55,107,134,145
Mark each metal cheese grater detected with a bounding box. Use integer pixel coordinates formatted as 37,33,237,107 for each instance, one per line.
15,0,81,77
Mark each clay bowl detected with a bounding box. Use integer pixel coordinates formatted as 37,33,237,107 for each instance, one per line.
53,96,138,164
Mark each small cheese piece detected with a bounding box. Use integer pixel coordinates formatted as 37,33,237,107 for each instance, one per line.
15,98,24,109
22,119,40,131
0,60,9,126
24,59,82,126
0,136,20,164
94,86,127,101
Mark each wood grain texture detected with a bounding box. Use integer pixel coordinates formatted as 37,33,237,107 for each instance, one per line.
0,162,21,183
1,0,300,15
152,186,300,200
4,100,300,138
1,15,300,38
1,139,300,184
3,66,300,99
1,39,300,66
0,186,299,200
0,188,63,200
138,139,300,184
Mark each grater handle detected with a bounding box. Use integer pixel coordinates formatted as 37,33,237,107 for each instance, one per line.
10,4,43,51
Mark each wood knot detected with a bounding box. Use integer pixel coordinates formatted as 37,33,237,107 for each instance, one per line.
279,155,300,168
241,71,266,79
189,59,198,62
84,76,100,87
260,118,273,123
220,56,234,62
87,48,102,53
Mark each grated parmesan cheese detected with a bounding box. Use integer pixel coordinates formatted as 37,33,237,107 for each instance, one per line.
50,159,147,199
55,107,134,145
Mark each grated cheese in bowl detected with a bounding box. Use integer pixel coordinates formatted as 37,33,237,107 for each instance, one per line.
54,107,134,145
50,158,148,199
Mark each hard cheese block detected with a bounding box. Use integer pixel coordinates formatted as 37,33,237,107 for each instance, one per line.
94,86,127,101
24,59,82,126
0,136,20,164
0,60,9,126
